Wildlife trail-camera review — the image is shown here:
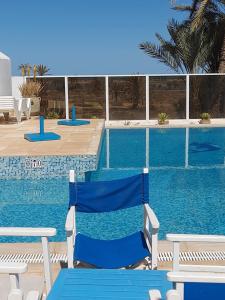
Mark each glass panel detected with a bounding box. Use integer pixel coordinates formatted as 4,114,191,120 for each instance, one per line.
189,128,225,166
109,76,146,120
33,77,65,118
68,77,105,119
107,129,146,168
149,76,186,119
190,75,225,118
149,128,185,167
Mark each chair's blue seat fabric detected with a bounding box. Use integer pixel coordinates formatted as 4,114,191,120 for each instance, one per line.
74,231,150,269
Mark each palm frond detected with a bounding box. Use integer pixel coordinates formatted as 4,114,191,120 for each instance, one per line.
139,0,225,74
139,42,180,72
191,0,211,30
36,64,50,76
155,33,168,46
167,19,181,44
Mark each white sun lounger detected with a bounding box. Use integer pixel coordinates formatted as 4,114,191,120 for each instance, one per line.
0,96,31,122
149,233,225,300
0,227,56,298
0,262,40,300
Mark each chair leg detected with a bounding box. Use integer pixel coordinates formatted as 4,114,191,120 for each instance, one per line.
25,110,29,120
151,233,158,270
15,110,22,123
175,283,184,300
27,107,31,119
145,257,152,269
67,234,74,268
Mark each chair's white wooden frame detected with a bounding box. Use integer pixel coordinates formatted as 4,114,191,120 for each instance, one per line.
0,96,31,122
65,168,160,270
0,262,40,300
149,233,225,300
0,227,56,295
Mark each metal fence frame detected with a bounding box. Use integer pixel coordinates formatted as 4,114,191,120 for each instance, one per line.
24,73,225,121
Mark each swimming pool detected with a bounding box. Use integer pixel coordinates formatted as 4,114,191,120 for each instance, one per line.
1,127,225,242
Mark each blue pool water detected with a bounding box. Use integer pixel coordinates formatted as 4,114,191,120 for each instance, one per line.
1,127,225,242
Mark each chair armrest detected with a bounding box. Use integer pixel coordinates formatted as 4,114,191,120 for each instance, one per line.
0,227,55,296
0,262,27,274
65,206,75,233
149,289,161,300
0,227,56,237
144,204,159,233
168,271,225,283
26,291,40,300
167,233,225,243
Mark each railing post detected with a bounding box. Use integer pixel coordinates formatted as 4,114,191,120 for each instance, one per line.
186,75,190,121
105,76,109,122
146,75,149,121
106,128,110,169
65,76,69,120
146,128,149,168
185,127,189,168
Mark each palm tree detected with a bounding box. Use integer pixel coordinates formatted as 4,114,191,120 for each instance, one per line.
36,64,50,76
18,64,28,76
172,0,225,72
26,64,32,76
139,19,210,73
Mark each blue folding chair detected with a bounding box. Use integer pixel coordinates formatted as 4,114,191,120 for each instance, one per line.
65,168,159,270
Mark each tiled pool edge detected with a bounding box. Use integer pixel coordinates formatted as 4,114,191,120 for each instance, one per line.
0,123,105,180
0,155,97,179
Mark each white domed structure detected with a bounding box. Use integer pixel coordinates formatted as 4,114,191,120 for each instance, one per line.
0,52,12,96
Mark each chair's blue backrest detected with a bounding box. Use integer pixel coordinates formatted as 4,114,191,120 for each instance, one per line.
69,173,149,213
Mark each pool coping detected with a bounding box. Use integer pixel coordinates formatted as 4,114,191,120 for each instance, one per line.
105,119,225,128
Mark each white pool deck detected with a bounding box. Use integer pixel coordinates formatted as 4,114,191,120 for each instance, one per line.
0,117,104,156
1,118,225,297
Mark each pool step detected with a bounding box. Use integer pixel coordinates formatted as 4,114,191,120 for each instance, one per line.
0,251,225,264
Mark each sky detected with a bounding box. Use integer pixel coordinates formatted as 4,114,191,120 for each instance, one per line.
0,0,189,75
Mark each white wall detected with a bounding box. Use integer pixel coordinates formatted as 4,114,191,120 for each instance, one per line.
0,52,12,96
12,76,24,98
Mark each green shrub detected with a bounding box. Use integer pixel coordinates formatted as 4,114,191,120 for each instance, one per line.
200,112,211,120
158,112,168,122
46,111,60,119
